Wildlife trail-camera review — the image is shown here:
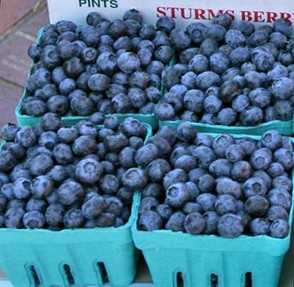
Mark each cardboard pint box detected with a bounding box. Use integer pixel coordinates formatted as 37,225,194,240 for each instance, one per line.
47,0,294,27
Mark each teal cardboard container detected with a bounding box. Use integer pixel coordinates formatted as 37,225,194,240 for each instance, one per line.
0,196,138,287
132,131,294,287
159,119,294,136
0,122,153,287
15,26,160,130
15,89,159,129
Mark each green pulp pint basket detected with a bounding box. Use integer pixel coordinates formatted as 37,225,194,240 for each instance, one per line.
0,122,153,287
132,130,294,287
0,193,139,287
159,119,294,136
15,26,160,130
15,89,159,129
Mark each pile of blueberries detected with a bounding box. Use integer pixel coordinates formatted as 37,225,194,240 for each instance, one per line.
155,14,294,126
0,114,149,229
137,122,294,238
21,9,175,117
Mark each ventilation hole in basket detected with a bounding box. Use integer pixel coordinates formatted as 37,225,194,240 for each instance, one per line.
63,264,75,285
245,272,252,287
29,265,41,287
176,272,184,287
210,274,218,287
97,262,108,283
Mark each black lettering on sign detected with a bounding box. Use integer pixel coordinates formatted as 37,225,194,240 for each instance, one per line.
78,0,118,8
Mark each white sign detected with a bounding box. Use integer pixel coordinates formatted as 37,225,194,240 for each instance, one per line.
47,0,294,28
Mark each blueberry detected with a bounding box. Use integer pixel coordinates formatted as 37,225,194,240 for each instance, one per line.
15,126,37,148
111,93,132,113
23,211,45,229
37,131,57,150
273,18,293,37
165,183,190,209
0,192,7,213
203,211,219,234
244,195,269,216
96,52,118,76
53,143,74,165
272,175,292,192
156,204,173,222
250,148,272,170
266,206,289,221
209,159,232,178
267,188,292,211
0,150,17,172
249,218,270,236
183,89,205,114
75,157,103,184
170,146,189,166
63,208,84,228
1,183,15,200
269,219,290,238
139,196,160,214
99,174,120,194
82,194,105,219
32,175,54,199
163,169,187,190
121,167,148,191
5,207,25,228
217,108,237,126
274,148,294,170
59,78,77,95
184,212,205,235
192,146,216,169
199,38,219,57
139,210,163,231
72,135,97,157
212,134,235,158
272,77,294,100
273,100,293,121
186,22,207,44
1,123,19,142
204,24,226,42
148,135,172,157
25,198,47,213
216,178,242,199
156,125,177,146
96,212,116,227
224,29,246,48
253,170,272,190
196,193,217,212
87,73,111,92
146,159,171,183
243,177,267,198
104,133,129,153
215,194,238,215
197,174,215,194
41,113,62,132
217,213,244,238
176,122,196,143
56,127,79,144
251,50,275,72
141,183,163,199
29,154,54,176
7,199,25,210
212,13,232,29
188,54,209,74
117,187,134,206
169,28,191,51
57,180,84,206
165,211,185,232
116,52,140,74
267,162,285,178
120,117,147,138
